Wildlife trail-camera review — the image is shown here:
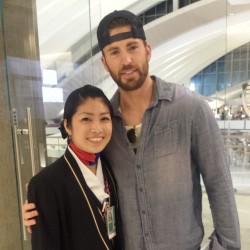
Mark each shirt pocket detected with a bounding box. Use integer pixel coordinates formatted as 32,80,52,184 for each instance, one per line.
153,120,178,157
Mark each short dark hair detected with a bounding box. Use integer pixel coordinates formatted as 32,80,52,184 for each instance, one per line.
59,85,113,141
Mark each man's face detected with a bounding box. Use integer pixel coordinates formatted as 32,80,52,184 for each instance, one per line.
101,25,151,91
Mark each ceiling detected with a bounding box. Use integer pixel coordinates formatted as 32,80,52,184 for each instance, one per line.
35,0,250,122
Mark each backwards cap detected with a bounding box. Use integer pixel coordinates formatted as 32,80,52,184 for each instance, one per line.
97,10,146,51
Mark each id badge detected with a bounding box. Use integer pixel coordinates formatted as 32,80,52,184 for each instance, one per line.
105,206,116,239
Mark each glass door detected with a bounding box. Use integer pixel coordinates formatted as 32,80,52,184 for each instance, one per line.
0,1,46,249
0,0,102,248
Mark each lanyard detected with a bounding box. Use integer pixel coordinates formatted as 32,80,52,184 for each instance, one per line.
102,177,110,214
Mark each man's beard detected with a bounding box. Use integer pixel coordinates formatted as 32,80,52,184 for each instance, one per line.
109,60,149,91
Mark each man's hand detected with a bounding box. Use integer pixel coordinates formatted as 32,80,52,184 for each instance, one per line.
23,183,38,234
22,200,38,233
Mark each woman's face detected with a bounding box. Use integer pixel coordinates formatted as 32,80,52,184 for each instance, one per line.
64,97,112,153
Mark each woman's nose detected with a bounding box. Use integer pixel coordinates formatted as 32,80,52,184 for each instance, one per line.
90,121,102,132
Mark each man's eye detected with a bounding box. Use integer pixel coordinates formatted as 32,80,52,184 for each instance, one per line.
129,45,138,51
110,50,119,56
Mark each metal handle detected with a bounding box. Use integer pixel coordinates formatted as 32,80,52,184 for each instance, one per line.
27,107,36,177
12,107,36,241
13,125,27,241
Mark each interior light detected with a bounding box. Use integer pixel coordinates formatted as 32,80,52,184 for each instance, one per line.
42,69,57,85
42,87,63,103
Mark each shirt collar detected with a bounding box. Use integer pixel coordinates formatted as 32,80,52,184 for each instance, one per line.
111,75,174,116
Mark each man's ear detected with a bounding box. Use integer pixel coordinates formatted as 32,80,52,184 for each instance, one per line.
145,43,152,62
101,55,109,73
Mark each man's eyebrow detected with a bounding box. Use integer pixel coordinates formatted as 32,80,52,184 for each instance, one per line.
106,46,119,52
106,40,140,52
127,41,139,46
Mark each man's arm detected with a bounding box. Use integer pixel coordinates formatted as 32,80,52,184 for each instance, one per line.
192,95,241,249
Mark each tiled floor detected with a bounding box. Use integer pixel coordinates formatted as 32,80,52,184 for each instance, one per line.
202,191,250,249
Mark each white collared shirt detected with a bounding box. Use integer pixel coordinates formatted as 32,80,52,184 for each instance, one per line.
68,146,109,204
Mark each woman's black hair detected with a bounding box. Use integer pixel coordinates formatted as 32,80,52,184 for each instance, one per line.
58,84,113,143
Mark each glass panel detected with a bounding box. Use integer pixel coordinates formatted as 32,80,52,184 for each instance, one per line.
145,8,156,24
36,0,94,165
156,1,166,15
191,74,203,94
0,0,45,249
166,0,173,13
179,0,189,8
189,2,250,195
218,72,226,91
203,74,216,96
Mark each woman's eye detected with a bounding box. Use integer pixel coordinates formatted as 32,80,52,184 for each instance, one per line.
101,117,111,122
81,117,91,122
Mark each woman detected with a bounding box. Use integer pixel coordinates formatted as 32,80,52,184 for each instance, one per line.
27,85,122,250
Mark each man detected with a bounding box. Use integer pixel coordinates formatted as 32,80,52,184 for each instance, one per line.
23,10,240,250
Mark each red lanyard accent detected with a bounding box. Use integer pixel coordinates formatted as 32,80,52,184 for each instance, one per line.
69,141,100,166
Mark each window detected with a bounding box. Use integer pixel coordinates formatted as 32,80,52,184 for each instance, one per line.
191,42,250,96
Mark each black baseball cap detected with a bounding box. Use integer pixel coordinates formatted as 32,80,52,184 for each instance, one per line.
97,10,146,51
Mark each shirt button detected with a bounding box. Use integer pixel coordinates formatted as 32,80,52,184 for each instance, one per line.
142,210,146,214
137,165,140,169
139,188,143,192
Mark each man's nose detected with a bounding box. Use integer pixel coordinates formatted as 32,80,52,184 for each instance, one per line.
121,52,132,65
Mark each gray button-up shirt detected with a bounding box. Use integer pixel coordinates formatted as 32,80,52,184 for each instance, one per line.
102,76,240,250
